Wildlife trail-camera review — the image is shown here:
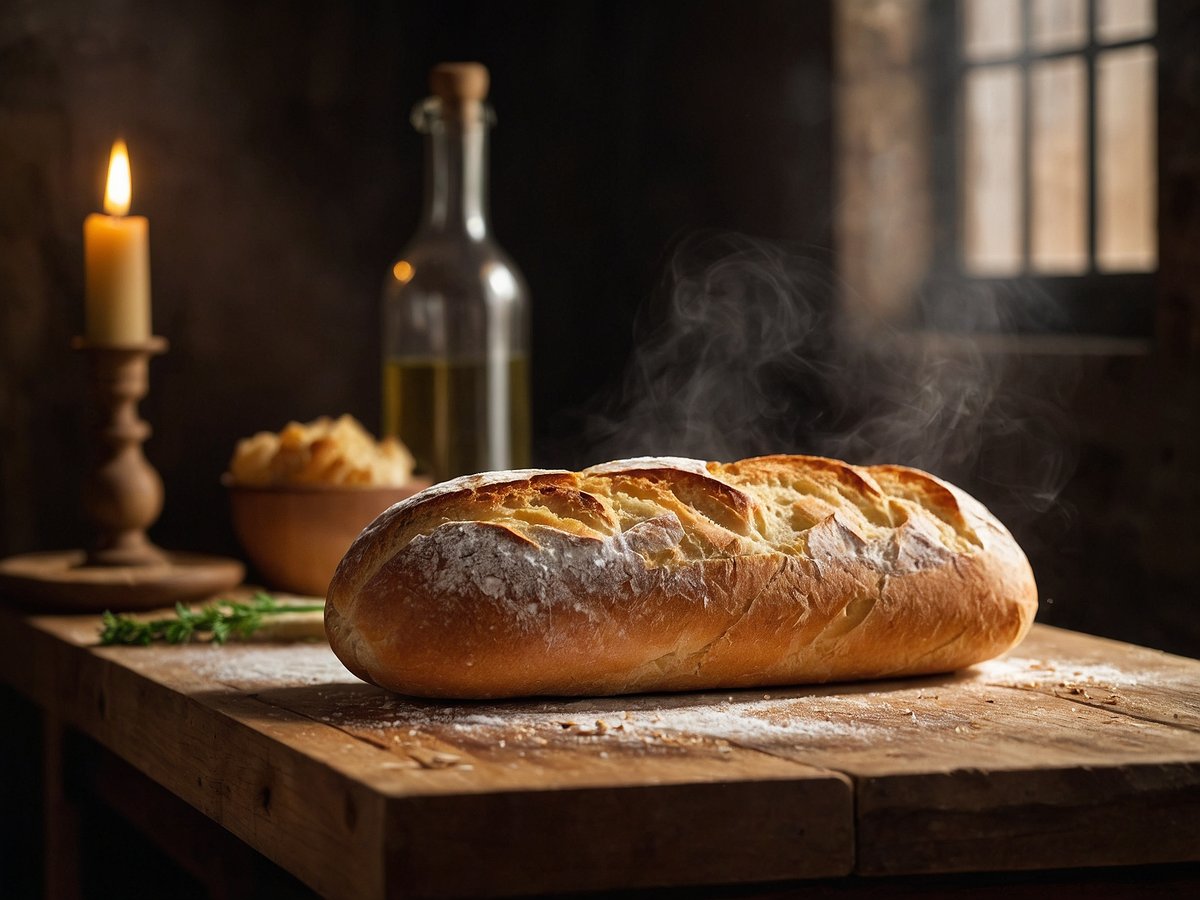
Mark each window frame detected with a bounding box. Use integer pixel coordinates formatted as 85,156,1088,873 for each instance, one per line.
924,0,1157,336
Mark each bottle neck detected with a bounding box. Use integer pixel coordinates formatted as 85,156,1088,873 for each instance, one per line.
421,116,489,240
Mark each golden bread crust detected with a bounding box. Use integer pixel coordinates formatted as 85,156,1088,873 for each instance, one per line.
325,455,1037,698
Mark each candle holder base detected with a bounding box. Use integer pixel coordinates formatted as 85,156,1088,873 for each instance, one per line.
0,550,245,613
87,531,171,568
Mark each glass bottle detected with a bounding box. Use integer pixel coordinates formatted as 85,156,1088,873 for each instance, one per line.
382,62,531,481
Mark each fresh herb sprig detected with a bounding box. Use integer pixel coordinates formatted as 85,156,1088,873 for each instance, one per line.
99,592,324,646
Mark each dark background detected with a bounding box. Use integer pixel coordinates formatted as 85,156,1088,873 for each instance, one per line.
0,0,832,549
2,0,1198,661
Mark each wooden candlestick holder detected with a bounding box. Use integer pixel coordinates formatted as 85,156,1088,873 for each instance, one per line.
0,336,244,612
75,336,170,567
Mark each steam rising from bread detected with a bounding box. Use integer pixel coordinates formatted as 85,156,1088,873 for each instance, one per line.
584,232,1079,524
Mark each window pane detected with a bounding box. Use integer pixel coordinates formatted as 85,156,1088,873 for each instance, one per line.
1031,0,1087,52
1031,57,1087,273
1097,0,1155,43
962,0,1022,61
1097,45,1156,272
963,65,1022,274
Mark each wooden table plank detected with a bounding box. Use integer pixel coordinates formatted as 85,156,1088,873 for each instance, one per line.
2,608,1198,896
855,762,1200,875
980,624,1200,732
0,614,390,899
845,624,1200,876
289,654,1199,882
0,608,854,897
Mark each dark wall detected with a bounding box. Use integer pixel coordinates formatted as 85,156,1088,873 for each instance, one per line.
0,0,833,558
3,1,1197,662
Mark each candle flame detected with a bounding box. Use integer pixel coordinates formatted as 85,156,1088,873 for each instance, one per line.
104,140,132,216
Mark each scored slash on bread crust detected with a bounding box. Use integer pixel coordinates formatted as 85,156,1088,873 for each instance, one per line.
325,455,1038,699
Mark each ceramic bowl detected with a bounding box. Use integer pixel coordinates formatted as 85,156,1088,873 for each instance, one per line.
226,479,429,597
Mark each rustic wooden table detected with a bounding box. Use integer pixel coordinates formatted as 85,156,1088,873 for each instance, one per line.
1,607,1198,898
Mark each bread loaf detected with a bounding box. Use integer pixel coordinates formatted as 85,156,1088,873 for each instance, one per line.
325,455,1037,698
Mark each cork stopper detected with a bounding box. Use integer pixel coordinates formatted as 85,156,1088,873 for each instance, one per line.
430,62,490,115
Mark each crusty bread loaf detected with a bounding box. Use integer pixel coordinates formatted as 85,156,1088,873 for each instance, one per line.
325,455,1037,699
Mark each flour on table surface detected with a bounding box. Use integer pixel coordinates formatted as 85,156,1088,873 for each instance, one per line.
972,656,1158,689
184,639,1183,761
194,643,356,688
314,692,885,754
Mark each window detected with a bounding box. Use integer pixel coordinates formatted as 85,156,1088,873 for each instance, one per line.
835,0,1159,336
959,0,1156,277
922,0,1157,334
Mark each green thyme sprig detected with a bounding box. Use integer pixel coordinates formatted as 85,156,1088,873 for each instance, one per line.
99,592,324,646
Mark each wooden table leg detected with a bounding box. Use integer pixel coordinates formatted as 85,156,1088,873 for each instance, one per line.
42,713,81,900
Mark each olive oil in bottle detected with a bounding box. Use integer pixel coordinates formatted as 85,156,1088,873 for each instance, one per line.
382,355,531,481
381,63,531,481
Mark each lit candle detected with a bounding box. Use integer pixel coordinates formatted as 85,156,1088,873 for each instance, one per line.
84,140,150,344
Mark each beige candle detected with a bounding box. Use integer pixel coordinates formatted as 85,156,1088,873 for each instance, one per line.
84,140,150,344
